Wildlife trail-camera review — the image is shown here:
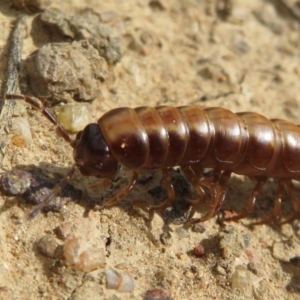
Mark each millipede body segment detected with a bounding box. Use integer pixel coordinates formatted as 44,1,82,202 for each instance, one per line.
5,95,300,224
98,106,300,177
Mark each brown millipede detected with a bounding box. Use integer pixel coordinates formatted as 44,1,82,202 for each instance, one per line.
4,94,300,225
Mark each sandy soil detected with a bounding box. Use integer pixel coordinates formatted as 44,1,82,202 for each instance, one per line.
0,0,300,299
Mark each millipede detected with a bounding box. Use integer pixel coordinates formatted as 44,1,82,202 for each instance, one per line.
4,94,300,225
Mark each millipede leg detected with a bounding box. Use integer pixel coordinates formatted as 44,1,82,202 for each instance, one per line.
181,165,206,206
223,177,267,222
105,171,138,206
280,180,300,224
188,170,231,224
150,168,176,210
250,179,285,226
214,172,232,212
88,178,112,190
210,170,232,215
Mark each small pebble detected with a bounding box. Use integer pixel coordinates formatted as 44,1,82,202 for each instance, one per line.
63,238,105,272
54,104,92,133
192,223,206,233
10,117,33,146
143,289,174,300
216,265,227,276
247,262,259,275
105,269,134,293
231,265,251,289
193,244,205,257
175,227,190,239
1,170,32,195
25,40,108,106
55,222,73,240
37,236,60,259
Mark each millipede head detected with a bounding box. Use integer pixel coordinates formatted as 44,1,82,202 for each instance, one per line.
73,123,119,179
5,94,118,219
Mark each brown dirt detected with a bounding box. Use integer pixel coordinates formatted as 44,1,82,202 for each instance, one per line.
0,0,300,299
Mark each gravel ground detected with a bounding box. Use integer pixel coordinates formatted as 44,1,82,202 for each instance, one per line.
0,1,300,299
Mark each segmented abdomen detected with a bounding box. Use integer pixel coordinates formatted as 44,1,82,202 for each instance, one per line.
98,106,300,178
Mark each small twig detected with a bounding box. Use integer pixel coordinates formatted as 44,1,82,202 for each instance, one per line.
0,15,27,164
1,15,27,104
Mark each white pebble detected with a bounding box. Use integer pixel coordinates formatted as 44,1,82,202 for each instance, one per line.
231,265,251,289
105,269,134,293
11,117,33,145
63,238,105,272
54,104,92,133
